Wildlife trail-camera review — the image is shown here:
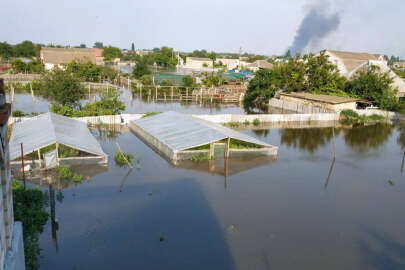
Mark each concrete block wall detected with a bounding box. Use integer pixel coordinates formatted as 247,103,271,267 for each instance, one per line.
269,98,332,113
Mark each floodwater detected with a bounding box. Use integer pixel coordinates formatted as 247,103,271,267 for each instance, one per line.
23,123,405,270
8,88,247,115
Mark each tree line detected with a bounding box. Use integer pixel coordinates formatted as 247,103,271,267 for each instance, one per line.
244,51,402,112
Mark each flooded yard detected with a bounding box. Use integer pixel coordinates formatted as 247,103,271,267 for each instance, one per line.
19,123,405,270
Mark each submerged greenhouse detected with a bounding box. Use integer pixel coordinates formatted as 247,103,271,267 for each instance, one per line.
129,111,278,163
9,112,107,167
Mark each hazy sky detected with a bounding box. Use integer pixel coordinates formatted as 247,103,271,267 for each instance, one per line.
2,0,404,57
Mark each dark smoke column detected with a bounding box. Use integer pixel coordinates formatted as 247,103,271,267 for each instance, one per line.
288,2,340,56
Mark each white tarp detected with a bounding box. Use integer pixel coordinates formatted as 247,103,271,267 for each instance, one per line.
9,112,107,160
131,111,273,152
43,149,57,168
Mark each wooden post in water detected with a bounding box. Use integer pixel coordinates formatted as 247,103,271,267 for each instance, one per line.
224,137,230,159
209,142,215,160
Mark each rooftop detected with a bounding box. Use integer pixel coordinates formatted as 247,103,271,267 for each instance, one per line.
279,92,360,105
129,111,277,160
40,47,97,65
9,112,106,160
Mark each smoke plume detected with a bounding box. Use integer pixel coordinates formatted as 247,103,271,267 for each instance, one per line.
288,2,341,55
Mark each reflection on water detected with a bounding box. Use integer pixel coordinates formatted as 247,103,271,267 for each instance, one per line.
280,127,338,153
23,123,405,270
343,123,394,152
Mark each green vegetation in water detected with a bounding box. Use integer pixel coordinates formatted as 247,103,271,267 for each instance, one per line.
388,179,395,186
12,180,49,270
228,121,240,127
191,152,211,162
142,111,162,118
253,118,261,126
73,173,83,183
136,164,141,171
56,165,73,180
340,109,385,125
136,154,140,164
243,120,250,126
159,235,165,242
27,144,79,160
187,138,263,151
114,151,134,167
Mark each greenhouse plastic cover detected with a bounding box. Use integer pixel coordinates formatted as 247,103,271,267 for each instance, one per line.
9,112,106,160
132,111,273,152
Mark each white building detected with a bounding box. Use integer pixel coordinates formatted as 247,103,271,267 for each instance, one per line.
325,50,405,98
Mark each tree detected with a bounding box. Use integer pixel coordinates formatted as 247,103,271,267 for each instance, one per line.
182,75,194,87
131,43,135,51
102,46,122,61
345,65,399,111
243,69,279,109
79,44,86,48
39,69,84,108
0,42,13,59
13,41,37,57
153,47,177,68
93,42,103,49
132,57,151,79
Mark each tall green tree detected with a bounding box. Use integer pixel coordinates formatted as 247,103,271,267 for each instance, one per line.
0,42,13,59
102,46,122,61
93,42,104,49
13,41,37,57
131,43,135,51
345,65,398,110
132,57,151,79
39,69,84,108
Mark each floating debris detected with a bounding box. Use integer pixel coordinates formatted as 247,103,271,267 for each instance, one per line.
388,179,395,186
227,225,237,233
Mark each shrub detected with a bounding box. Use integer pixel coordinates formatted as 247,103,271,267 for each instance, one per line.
12,109,27,117
12,180,49,270
73,173,83,183
56,165,72,180
253,118,260,126
243,120,250,125
340,109,359,118
191,152,210,162
114,151,134,166
229,122,240,127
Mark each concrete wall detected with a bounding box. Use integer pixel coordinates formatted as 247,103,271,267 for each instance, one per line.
4,223,24,270
192,112,340,124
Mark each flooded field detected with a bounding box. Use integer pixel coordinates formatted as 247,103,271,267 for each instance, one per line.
8,88,247,115
18,123,405,270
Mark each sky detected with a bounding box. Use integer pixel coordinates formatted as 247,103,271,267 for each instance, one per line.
1,0,405,58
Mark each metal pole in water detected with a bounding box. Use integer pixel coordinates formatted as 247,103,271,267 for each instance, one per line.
20,143,25,189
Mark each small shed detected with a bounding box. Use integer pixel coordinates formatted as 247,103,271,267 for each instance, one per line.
9,113,107,167
129,111,278,163
278,92,361,112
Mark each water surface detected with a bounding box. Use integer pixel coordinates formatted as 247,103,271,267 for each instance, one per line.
23,123,405,269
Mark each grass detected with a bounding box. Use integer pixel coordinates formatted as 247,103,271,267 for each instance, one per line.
253,118,260,126
114,151,134,167
243,120,250,125
228,121,240,127
340,109,386,125
142,111,162,118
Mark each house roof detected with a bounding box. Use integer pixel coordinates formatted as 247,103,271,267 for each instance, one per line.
40,47,97,65
326,50,383,75
131,111,275,153
9,112,106,160
251,60,273,69
280,92,359,105
186,57,212,62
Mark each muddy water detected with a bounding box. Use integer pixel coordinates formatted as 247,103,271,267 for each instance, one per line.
31,123,405,270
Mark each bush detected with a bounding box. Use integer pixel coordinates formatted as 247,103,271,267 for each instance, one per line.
229,122,240,127
73,173,83,183
12,109,27,117
12,180,49,270
56,165,72,180
340,109,359,118
253,118,260,126
114,151,134,166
